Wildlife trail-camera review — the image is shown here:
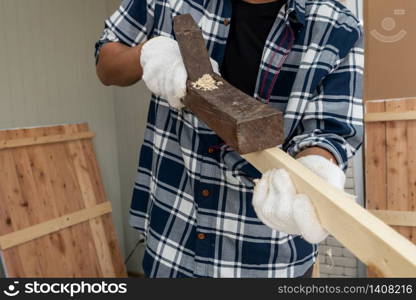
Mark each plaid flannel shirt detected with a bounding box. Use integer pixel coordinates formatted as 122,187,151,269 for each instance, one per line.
95,0,364,278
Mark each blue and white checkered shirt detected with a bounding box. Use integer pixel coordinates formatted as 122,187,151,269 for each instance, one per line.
95,0,364,278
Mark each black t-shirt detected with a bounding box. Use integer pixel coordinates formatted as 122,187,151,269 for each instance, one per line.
220,0,286,96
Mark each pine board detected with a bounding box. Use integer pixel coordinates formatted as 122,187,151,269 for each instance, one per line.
0,123,126,277
365,98,416,276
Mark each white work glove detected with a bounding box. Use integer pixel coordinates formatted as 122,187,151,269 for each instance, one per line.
253,155,346,244
140,36,220,110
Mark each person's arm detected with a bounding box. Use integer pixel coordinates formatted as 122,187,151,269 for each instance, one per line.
94,0,155,86
295,147,336,164
96,42,145,87
284,26,364,171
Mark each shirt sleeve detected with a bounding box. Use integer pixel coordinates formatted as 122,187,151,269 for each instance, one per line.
94,0,155,63
283,25,364,171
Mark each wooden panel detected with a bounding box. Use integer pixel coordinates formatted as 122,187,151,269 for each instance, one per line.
408,100,416,244
0,123,126,277
386,100,412,240
0,202,112,250
365,98,416,277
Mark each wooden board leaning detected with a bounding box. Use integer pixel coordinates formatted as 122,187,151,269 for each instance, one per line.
0,123,126,277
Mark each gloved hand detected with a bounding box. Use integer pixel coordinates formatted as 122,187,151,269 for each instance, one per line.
252,155,346,244
140,36,220,110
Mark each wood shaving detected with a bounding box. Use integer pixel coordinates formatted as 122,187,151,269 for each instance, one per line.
191,74,223,91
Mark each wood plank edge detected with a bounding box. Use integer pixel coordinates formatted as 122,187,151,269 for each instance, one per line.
0,202,112,250
369,210,416,227
365,111,416,122
0,131,95,150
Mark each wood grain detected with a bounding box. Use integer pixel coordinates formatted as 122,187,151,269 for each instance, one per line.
173,14,213,81
407,100,416,244
386,100,412,240
365,110,416,122
0,131,94,150
365,98,416,276
369,210,416,227
365,101,387,279
0,123,126,277
184,76,284,154
0,202,112,250
365,101,387,212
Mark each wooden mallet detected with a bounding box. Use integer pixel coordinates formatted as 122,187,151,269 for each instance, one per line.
173,14,283,154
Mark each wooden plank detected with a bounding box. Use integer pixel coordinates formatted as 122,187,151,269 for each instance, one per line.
364,99,416,275
0,202,112,250
3,124,84,276
386,100,412,240
365,102,387,212
33,125,100,277
365,111,416,122
63,124,117,277
365,100,388,281
407,100,416,244
76,124,126,277
21,125,91,277
173,14,213,82
369,210,416,227
0,124,126,277
243,147,416,277
0,132,44,276
0,131,94,150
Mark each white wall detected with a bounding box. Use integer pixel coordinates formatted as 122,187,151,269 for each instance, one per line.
0,0,150,276
103,0,151,274
112,83,151,274
0,0,125,273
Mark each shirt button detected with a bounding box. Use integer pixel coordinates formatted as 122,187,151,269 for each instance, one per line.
202,189,210,197
224,18,230,26
197,233,206,240
208,147,214,154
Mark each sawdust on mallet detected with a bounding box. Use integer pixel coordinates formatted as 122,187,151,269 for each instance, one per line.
191,74,223,91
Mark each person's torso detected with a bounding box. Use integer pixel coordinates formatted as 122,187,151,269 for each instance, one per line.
129,0,359,277
220,0,287,97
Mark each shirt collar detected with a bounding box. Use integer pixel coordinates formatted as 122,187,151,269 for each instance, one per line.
285,0,306,26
